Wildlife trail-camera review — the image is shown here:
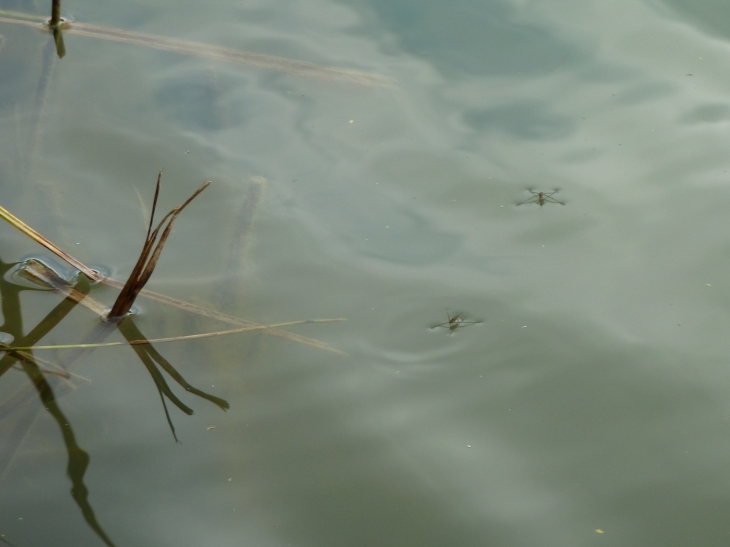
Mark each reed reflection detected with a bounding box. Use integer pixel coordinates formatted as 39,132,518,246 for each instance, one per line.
0,170,345,545
0,253,233,547
0,256,118,546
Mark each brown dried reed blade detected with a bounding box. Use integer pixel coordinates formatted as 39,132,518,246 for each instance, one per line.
107,173,210,321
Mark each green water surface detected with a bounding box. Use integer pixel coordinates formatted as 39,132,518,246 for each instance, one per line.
2,0,730,546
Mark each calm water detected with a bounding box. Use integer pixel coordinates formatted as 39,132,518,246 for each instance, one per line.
3,0,730,545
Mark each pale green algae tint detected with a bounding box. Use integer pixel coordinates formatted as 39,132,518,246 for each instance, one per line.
4,0,730,545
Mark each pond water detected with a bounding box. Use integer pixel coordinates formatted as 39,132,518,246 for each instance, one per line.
3,0,730,545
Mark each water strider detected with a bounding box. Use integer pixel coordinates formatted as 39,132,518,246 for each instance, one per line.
517,189,565,206
434,311,482,334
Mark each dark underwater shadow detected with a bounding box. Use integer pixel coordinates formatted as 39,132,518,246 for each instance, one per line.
0,255,229,547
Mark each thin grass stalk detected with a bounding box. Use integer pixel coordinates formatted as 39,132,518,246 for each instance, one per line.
0,11,397,89
0,205,99,280
1,189,345,354
50,0,61,27
118,283,347,353
15,255,346,354
48,0,65,58
1,318,346,351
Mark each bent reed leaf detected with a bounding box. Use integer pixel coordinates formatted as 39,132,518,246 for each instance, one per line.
106,174,210,321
